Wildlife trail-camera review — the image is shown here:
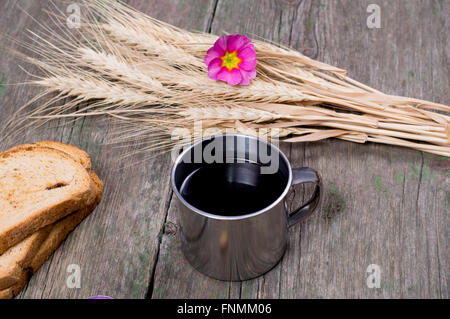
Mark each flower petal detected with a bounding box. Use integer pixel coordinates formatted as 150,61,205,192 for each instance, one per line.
204,45,224,65
215,36,228,53
227,34,247,52
239,69,257,85
207,58,223,79
238,58,257,71
237,44,257,71
241,36,252,47
217,68,243,86
238,44,256,60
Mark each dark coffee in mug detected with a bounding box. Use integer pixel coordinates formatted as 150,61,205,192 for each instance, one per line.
179,161,286,216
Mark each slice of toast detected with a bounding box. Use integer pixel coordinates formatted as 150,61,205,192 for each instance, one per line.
0,173,102,299
5,142,96,206
0,146,92,254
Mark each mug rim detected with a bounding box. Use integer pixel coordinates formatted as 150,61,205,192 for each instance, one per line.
171,133,293,221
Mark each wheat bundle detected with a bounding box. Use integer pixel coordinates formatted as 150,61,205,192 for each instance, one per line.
3,0,449,157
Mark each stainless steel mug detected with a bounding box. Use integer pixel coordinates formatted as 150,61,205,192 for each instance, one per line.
171,134,321,281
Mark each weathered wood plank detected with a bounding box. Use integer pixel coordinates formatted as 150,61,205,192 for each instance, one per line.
279,0,448,299
151,0,448,299
299,0,449,298
0,0,214,299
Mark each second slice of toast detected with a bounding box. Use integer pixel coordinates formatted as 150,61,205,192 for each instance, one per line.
0,225,52,290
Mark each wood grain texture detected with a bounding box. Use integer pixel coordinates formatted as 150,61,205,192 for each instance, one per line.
0,0,447,299
152,0,449,299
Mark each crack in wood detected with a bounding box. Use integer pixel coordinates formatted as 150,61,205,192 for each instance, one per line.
206,0,219,33
146,190,174,299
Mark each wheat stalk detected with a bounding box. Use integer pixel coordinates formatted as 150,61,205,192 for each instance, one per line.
78,47,165,91
2,0,448,158
101,22,206,69
35,75,161,106
179,106,283,123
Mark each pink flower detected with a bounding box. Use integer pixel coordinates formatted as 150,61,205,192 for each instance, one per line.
204,34,257,86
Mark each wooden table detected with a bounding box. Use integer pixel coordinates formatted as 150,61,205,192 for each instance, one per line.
0,0,448,299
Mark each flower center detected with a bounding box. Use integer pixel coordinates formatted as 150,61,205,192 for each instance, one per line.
220,50,242,72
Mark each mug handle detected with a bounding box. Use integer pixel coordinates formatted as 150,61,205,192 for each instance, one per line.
286,167,321,227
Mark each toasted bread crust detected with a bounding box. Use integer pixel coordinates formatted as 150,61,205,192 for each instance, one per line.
0,224,52,290
0,147,92,254
0,286,13,299
0,263,21,291
7,141,92,170
0,269,29,299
